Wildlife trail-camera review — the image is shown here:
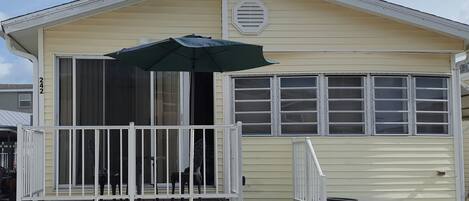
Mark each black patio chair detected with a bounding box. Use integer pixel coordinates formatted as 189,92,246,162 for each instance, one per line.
170,139,204,200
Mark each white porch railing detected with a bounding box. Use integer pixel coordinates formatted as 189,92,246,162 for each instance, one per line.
292,138,327,201
17,122,243,201
16,127,44,199
0,142,15,170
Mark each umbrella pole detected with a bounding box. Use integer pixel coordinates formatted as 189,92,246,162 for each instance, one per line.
190,49,196,125
190,72,195,125
189,53,196,200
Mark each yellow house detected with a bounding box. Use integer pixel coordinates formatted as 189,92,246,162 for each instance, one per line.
2,0,469,201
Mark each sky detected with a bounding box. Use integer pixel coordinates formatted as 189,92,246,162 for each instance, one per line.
0,0,469,84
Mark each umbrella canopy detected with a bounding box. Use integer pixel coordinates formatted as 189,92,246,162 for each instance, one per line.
106,34,277,72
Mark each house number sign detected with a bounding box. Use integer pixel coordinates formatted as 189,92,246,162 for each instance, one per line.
39,77,44,94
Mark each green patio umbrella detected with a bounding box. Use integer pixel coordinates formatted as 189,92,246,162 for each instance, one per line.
106,34,277,123
106,34,276,72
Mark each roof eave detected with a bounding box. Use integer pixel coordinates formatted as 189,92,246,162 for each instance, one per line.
0,22,5,39
327,0,469,46
1,0,142,34
2,0,469,52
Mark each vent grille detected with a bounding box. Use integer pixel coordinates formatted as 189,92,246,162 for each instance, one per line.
232,0,268,35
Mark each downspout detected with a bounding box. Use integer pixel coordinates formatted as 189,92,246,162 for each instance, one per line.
452,53,465,201
1,29,39,127
460,50,469,200
460,50,469,90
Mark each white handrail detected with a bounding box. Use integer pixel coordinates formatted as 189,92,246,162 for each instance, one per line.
17,123,243,201
293,137,327,201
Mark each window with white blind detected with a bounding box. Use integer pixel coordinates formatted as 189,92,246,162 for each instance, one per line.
414,77,449,135
327,76,365,135
279,77,318,135
18,93,32,108
232,75,452,136
233,77,272,135
373,76,410,135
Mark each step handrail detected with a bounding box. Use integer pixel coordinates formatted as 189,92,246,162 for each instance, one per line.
292,137,327,201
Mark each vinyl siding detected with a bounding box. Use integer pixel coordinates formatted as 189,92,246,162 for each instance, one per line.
462,95,469,118
239,137,455,201
462,97,469,194
214,50,456,201
230,52,452,75
40,0,462,200
0,92,33,113
42,0,221,190
228,0,464,52
463,121,469,198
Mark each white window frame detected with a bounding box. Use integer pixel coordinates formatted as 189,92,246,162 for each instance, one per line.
371,75,411,136
231,73,452,137
326,75,367,136
413,76,451,136
232,76,274,136
278,76,319,136
18,93,32,108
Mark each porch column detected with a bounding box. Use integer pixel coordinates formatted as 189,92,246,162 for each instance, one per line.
128,122,136,201
16,124,23,200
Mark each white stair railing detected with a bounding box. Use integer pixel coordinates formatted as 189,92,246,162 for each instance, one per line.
293,138,327,201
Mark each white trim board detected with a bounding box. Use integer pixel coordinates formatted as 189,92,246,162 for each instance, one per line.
451,55,465,201
38,28,44,126
1,0,469,42
327,0,469,42
0,89,33,93
1,0,143,34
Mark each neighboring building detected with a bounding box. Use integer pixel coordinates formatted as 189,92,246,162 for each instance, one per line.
2,1,469,201
462,62,469,120
0,109,31,170
0,84,33,114
0,109,31,139
0,84,32,170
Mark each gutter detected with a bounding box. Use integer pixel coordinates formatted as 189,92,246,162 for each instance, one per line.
1,25,39,127
1,0,143,34
1,22,33,54
0,24,4,39
0,89,33,93
452,55,466,201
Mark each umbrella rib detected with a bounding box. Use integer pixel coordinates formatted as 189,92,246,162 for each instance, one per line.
202,48,224,73
204,45,250,57
144,44,183,71
172,52,192,60
210,48,229,56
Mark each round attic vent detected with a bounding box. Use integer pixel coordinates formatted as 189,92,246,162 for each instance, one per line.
232,0,268,35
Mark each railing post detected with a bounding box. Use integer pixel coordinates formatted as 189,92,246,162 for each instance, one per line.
17,124,23,201
292,139,297,200
305,139,311,201
223,124,230,195
189,129,195,201
321,175,327,201
128,122,136,201
94,129,100,199
236,121,243,201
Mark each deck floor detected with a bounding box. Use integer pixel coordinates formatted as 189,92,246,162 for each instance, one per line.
99,199,226,201
40,185,231,201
